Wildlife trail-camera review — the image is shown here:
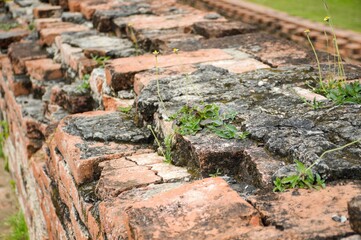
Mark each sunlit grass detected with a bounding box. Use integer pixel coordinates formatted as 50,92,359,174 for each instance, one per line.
244,0,361,32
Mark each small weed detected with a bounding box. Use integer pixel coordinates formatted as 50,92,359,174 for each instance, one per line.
0,120,9,159
273,160,325,192
209,168,222,178
163,134,173,164
77,74,90,92
9,179,16,192
27,21,35,31
152,50,167,112
147,125,173,163
91,54,110,68
303,3,359,105
169,103,248,140
273,138,361,192
3,211,29,240
301,97,324,110
118,105,132,114
0,22,20,31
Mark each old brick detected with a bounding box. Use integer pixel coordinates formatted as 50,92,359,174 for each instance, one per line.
105,49,233,91
52,111,151,184
348,196,361,234
123,178,261,239
39,23,89,45
8,41,49,75
0,30,29,48
133,64,196,95
113,12,226,35
33,5,63,19
34,18,62,30
192,21,257,38
249,182,361,239
79,0,112,20
8,74,32,96
202,58,269,74
49,84,93,114
102,95,134,111
96,157,162,199
25,58,63,81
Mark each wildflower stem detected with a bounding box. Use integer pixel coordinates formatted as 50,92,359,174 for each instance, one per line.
307,138,361,171
305,32,325,92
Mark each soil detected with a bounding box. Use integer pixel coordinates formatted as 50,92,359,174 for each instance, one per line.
0,158,19,238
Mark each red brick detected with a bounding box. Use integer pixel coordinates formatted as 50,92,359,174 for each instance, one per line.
203,58,269,74
39,23,89,45
248,182,361,239
133,64,196,95
102,95,134,111
123,178,261,239
52,111,140,184
96,157,162,199
33,5,62,19
8,41,49,75
68,0,85,12
114,12,226,33
58,43,83,70
25,58,63,81
79,0,112,20
0,30,29,48
98,182,185,239
106,49,233,91
34,18,62,30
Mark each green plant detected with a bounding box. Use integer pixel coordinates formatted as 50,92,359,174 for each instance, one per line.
118,105,132,114
273,160,325,192
27,21,35,31
273,138,361,192
77,74,90,92
0,120,9,159
169,103,248,140
301,97,324,110
0,22,20,31
3,210,29,240
9,179,16,192
163,134,173,164
152,50,167,112
209,168,222,178
147,125,173,163
91,54,110,68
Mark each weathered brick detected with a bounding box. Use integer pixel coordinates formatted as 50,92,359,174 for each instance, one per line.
25,58,63,81
123,178,261,239
8,74,32,97
8,41,49,75
105,49,233,91
34,18,62,30
202,58,269,74
0,30,29,48
248,182,361,239
348,196,361,234
192,21,257,38
52,111,151,184
133,64,196,95
96,157,162,199
39,23,89,45
79,0,112,20
102,95,134,111
33,5,63,19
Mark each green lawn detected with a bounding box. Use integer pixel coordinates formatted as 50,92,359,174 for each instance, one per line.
244,0,361,32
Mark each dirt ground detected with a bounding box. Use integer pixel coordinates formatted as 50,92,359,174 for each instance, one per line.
0,158,19,238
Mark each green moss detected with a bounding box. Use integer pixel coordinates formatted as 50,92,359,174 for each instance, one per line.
3,210,29,240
